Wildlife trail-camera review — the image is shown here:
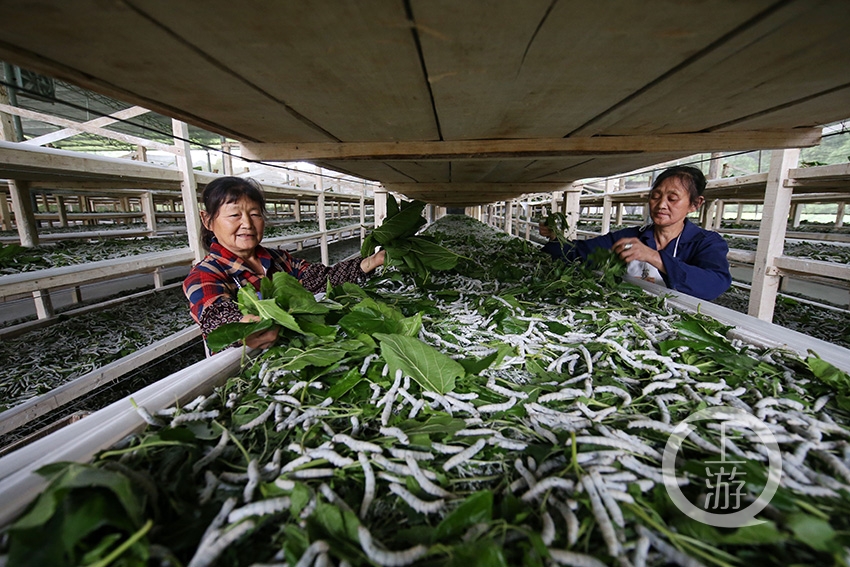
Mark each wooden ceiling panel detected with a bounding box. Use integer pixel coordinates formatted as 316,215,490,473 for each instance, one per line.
413,0,775,140
132,0,439,143
578,1,850,136
0,2,330,142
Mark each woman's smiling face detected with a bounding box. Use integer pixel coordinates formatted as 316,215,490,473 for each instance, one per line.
204,196,265,257
648,176,702,230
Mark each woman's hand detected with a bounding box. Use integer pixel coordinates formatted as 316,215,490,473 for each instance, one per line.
613,238,664,273
360,249,386,273
240,314,279,350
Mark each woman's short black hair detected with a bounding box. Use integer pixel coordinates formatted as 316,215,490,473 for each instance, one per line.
200,176,266,249
651,165,707,205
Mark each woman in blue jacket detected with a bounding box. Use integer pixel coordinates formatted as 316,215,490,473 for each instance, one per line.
541,166,731,301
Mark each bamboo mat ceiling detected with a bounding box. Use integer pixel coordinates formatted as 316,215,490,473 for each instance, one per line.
0,0,847,206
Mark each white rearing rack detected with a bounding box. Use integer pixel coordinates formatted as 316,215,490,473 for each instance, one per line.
0,281,847,528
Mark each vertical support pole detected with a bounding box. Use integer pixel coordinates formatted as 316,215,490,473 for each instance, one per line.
0,190,10,231
135,144,147,162
748,148,800,322
221,139,233,175
56,196,68,228
713,200,724,230
153,267,164,289
601,178,613,234
32,289,54,319
504,200,514,236
701,200,715,229
142,191,157,234
564,184,580,241
615,203,624,226
374,186,388,228
736,203,743,223
359,187,366,244
9,180,39,246
524,197,531,240
837,202,846,228
172,119,204,264
791,203,802,228
317,172,329,266
70,286,82,305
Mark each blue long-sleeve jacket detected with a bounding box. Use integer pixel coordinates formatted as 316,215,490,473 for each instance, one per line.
541,220,732,300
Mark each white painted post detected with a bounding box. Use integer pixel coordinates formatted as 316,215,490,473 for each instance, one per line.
748,148,800,321
791,203,802,228
142,191,157,234
32,289,54,319
736,203,743,223
615,203,624,226
837,202,846,228
564,184,580,241
504,200,514,236
153,267,164,289
0,93,38,246
317,172,329,266
222,141,233,176
172,120,204,264
359,187,366,244
374,186,388,228
601,178,613,234
56,196,67,228
0,191,10,231
713,200,724,230
524,197,531,239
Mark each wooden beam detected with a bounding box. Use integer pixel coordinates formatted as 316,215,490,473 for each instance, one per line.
22,106,151,147
241,129,821,161
0,104,176,153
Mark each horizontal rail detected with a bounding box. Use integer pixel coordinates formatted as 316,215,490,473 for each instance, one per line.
0,326,201,436
0,347,248,526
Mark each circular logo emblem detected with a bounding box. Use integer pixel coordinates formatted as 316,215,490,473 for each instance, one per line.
662,406,782,528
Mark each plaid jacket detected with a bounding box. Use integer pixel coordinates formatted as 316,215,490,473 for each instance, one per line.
183,241,366,336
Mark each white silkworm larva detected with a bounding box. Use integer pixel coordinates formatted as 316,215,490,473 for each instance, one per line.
193,429,230,474
187,520,255,567
389,448,434,461
289,468,335,479
388,482,444,514
633,534,651,567
571,436,661,460
580,475,621,558
272,393,302,406
443,439,487,471
405,457,452,498
593,385,632,406
135,405,164,427
294,540,330,567
333,434,383,454
547,549,608,567
540,511,555,546
228,496,291,524
551,497,579,547
520,476,575,502
477,397,518,413
590,469,624,528
243,459,260,503
357,525,428,567
198,471,219,505
432,442,465,454
238,403,278,431
380,426,410,445
306,449,355,467
171,410,220,427
359,452,375,519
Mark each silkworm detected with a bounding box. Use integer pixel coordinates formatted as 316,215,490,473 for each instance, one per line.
238,402,277,431
389,448,434,461
356,525,428,567
521,476,575,502
443,439,487,471
358,452,375,518
289,468,335,479
477,397,518,413
590,469,624,528
193,429,230,474
306,449,355,468
170,410,220,427
243,459,260,503
572,436,661,460
432,442,465,454
548,549,608,567
228,496,291,524
388,482,444,514
405,457,452,498
188,520,255,567
135,404,164,427
380,426,410,445
580,475,621,558
333,434,383,454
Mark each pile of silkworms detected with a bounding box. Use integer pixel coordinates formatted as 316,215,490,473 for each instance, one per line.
21,215,850,566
